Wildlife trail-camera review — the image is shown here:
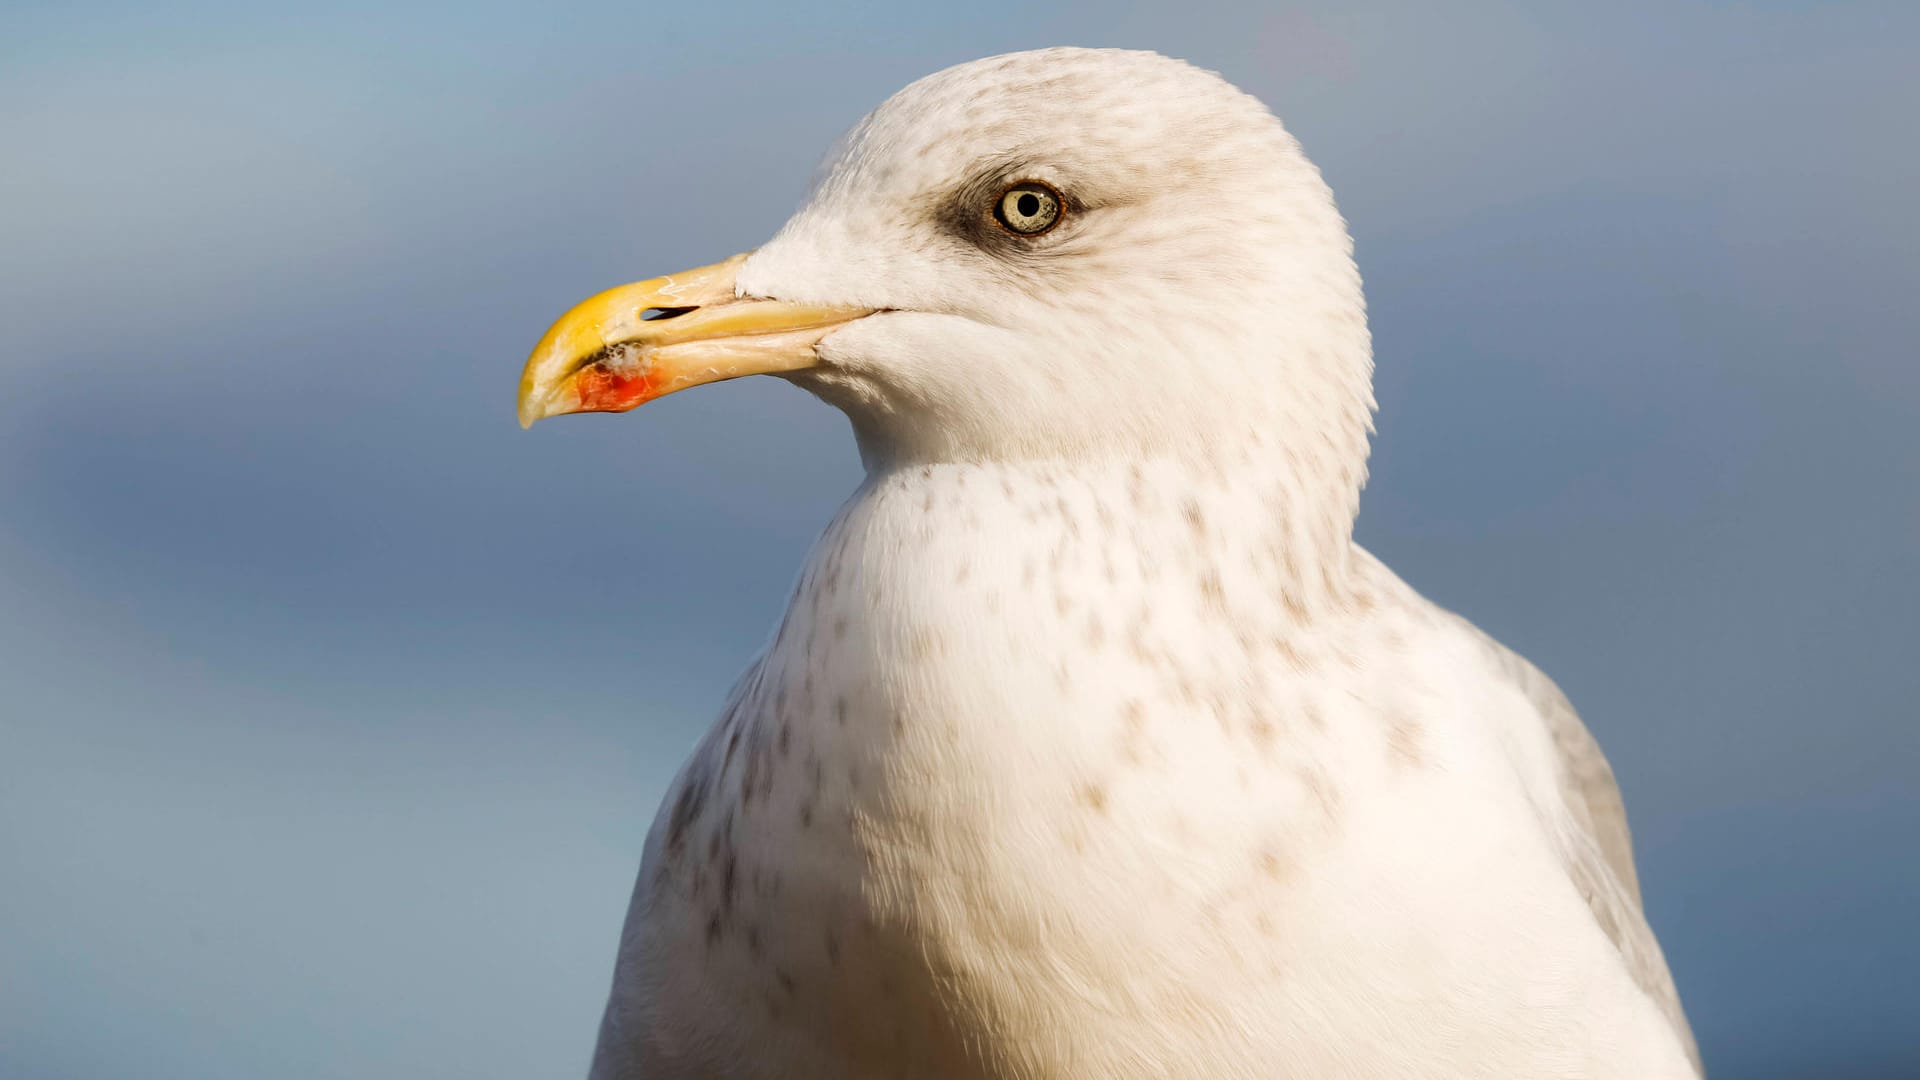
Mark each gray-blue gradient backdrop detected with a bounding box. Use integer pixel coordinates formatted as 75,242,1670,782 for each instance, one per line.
3,2,1915,1077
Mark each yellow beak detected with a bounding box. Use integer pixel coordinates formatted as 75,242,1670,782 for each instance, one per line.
516,253,876,428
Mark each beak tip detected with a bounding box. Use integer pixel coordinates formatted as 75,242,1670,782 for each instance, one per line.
517,374,559,429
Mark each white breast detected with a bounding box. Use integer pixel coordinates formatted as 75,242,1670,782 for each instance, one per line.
588,457,1696,1080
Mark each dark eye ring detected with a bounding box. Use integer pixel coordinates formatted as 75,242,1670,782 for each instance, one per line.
993,181,1064,236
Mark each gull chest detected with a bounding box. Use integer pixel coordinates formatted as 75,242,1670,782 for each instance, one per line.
632,461,1427,1075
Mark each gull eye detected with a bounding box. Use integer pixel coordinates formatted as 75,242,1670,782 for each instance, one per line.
993,181,1062,236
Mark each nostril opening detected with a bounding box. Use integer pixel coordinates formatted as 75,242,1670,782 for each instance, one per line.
641,306,698,321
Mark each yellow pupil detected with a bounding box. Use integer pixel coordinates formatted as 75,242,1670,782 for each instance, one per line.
1003,187,1054,232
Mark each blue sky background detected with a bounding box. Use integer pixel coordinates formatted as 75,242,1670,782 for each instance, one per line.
2,2,1915,1076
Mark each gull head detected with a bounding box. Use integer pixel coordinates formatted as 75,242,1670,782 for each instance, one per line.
520,48,1374,481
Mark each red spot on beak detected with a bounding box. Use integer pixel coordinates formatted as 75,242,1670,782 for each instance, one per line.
572,364,660,415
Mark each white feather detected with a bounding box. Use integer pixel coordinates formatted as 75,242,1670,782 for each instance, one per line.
585,48,1700,1079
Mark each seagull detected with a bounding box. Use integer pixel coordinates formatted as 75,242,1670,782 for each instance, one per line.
518,47,1702,1080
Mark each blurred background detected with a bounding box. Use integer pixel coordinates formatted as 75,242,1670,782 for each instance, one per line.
3,1,1915,1076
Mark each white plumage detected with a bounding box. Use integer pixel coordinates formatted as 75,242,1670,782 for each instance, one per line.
581,48,1700,1079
